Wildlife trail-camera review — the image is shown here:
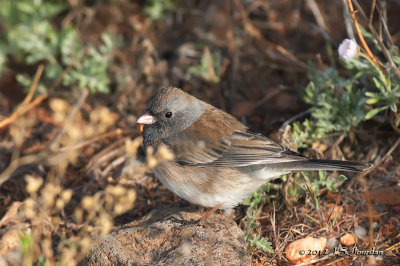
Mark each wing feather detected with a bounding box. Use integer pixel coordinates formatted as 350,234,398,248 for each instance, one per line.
164,106,307,167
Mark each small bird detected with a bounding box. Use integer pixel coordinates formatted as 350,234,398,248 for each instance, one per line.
137,87,371,211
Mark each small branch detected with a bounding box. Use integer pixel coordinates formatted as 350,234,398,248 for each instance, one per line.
359,136,400,178
306,0,328,32
342,0,355,39
346,0,387,75
22,65,44,106
368,0,376,28
278,110,311,135
351,0,400,79
0,62,75,130
48,62,75,93
59,129,128,152
0,65,47,129
0,93,49,129
0,151,48,186
51,89,89,149
356,136,400,249
234,0,307,70
0,89,90,187
377,0,393,47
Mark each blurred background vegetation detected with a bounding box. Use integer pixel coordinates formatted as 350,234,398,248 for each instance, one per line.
0,0,399,264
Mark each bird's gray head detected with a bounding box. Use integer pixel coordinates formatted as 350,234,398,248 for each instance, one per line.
137,87,206,147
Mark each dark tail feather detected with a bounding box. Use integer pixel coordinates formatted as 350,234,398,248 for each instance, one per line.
276,159,373,172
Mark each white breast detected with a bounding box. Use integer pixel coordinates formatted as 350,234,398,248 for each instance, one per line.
153,163,287,210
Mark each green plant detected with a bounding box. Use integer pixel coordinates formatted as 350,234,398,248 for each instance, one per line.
0,0,119,94
144,0,175,21
242,183,274,253
303,64,367,133
188,47,225,83
296,35,400,144
286,26,400,204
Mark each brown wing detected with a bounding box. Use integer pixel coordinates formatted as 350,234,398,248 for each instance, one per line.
164,106,245,165
208,131,307,167
164,106,307,167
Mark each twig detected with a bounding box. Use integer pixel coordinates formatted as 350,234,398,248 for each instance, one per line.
255,86,293,109
351,0,400,79
0,89,91,187
0,65,47,129
101,155,126,177
271,202,277,252
278,110,311,135
0,62,75,130
59,129,128,152
22,65,44,106
386,240,400,251
342,0,355,39
48,62,75,93
0,151,48,186
368,0,376,28
377,0,393,47
306,0,328,33
356,136,400,249
358,136,400,178
50,89,89,149
325,190,343,228
85,138,127,172
390,112,400,134
359,175,374,250
0,94,49,129
346,0,386,75
233,0,307,70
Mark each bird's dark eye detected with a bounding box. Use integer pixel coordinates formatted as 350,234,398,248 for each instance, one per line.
165,112,172,118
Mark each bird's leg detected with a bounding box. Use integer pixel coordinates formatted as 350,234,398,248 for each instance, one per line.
196,204,223,222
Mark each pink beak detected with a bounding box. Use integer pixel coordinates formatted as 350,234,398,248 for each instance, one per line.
137,112,157,124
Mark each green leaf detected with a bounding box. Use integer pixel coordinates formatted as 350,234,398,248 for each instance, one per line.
390,103,397,113
326,178,338,192
337,174,348,182
318,170,326,181
250,235,274,253
144,0,175,21
392,55,400,65
365,106,388,119
372,76,386,94
366,97,379,104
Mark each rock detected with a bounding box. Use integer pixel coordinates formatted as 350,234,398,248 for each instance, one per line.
339,233,357,246
81,202,251,265
285,236,327,264
0,249,22,266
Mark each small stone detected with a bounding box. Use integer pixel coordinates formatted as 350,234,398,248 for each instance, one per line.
339,233,357,246
285,236,327,264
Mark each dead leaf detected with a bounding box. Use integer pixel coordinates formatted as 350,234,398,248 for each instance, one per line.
326,203,343,221
355,211,385,221
367,187,400,206
326,190,342,203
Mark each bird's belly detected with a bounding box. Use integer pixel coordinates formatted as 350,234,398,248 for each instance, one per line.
154,162,275,209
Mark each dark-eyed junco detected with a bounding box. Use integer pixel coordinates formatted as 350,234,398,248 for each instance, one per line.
137,87,372,210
